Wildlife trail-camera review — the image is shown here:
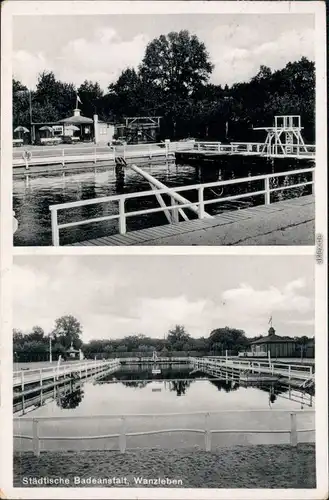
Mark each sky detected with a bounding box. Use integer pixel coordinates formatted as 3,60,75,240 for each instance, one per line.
12,13,314,90
13,255,314,341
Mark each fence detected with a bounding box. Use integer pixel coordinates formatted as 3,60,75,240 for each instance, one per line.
191,357,314,381
13,409,315,456
12,140,195,168
13,359,120,389
193,141,316,157
49,166,314,245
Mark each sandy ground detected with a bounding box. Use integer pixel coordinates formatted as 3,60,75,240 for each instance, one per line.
14,444,315,488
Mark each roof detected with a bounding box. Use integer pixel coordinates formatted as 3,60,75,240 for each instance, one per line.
251,334,296,345
66,345,80,352
58,115,93,125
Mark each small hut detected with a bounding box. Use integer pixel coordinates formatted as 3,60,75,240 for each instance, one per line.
58,108,94,142
66,342,80,360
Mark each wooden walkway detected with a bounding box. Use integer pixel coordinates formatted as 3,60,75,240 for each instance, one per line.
68,195,314,247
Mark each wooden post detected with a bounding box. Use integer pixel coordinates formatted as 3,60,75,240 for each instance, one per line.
21,371,24,392
198,187,205,219
264,177,271,205
39,369,43,388
94,147,97,164
118,198,126,234
33,419,40,456
119,417,127,453
51,209,60,246
288,365,291,380
62,148,65,167
171,197,179,223
204,412,211,451
290,412,298,446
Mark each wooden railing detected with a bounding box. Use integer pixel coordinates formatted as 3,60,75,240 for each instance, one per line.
12,140,195,168
49,166,314,245
13,359,120,389
13,409,315,456
192,141,316,157
191,357,314,381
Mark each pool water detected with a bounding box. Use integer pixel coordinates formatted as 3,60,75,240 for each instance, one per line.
13,157,313,246
14,364,315,452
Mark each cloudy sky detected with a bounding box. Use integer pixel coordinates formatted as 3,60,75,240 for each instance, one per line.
13,255,314,341
12,13,314,90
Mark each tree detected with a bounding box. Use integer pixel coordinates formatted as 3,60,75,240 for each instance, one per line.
35,71,76,120
27,326,45,341
209,327,249,355
77,80,103,117
139,30,213,97
52,315,83,349
167,325,191,351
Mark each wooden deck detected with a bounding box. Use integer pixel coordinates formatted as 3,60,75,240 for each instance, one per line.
68,195,314,247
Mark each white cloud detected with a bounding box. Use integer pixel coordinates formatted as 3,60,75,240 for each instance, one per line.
13,28,149,90
13,50,48,88
12,20,314,90
13,258,314,341
208,26,314,85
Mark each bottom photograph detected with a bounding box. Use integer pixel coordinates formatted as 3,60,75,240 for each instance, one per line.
12,254,315,489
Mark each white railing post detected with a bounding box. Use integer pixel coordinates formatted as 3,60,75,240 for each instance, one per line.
288,365,291,380
94,147,97,164
118,198,126,234
123,144,126,160
290,412,298,446
21,371,24,391
264,177,271,205
204,412,211,451
39,369,43,388
119,417,127,453
171,197,179,223
33,419,40,456
198,186,205,219
51,209,60,246
62,149,65,167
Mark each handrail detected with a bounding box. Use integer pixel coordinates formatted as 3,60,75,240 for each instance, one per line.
13,409,315,455
49,166,314,245
13,359,120,387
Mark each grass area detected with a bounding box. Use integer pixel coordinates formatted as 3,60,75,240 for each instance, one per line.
14,443,315,488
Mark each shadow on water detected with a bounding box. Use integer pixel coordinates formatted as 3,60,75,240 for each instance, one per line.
13,156,314,246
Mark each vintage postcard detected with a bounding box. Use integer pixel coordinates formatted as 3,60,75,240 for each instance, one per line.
0,1,327,499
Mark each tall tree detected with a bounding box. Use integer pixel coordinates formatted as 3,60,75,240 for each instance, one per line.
77,80,103,117
52,315,83,349
139,30,213,97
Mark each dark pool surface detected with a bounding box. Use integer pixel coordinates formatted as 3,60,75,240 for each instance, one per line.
14,364,315,451
13,156,313,246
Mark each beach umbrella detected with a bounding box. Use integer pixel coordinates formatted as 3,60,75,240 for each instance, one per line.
65,124,80,131
39,126,54,132
14,126,30,133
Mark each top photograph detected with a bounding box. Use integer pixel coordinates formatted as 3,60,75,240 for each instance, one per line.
11,11,317,247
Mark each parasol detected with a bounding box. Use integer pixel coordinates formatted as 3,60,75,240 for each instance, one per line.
64,124,80,131
39,126,54,132
14,126,30,133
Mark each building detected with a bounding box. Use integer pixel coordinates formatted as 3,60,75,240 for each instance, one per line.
66,342,80,360
250,327,298,358
30,107,114,145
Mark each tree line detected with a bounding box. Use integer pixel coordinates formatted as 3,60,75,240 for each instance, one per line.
13,30,315,142
13,315,314,362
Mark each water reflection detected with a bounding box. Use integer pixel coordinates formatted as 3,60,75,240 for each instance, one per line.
57,385,85,410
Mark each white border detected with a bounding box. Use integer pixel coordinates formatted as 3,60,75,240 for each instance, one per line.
1,1,327,499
